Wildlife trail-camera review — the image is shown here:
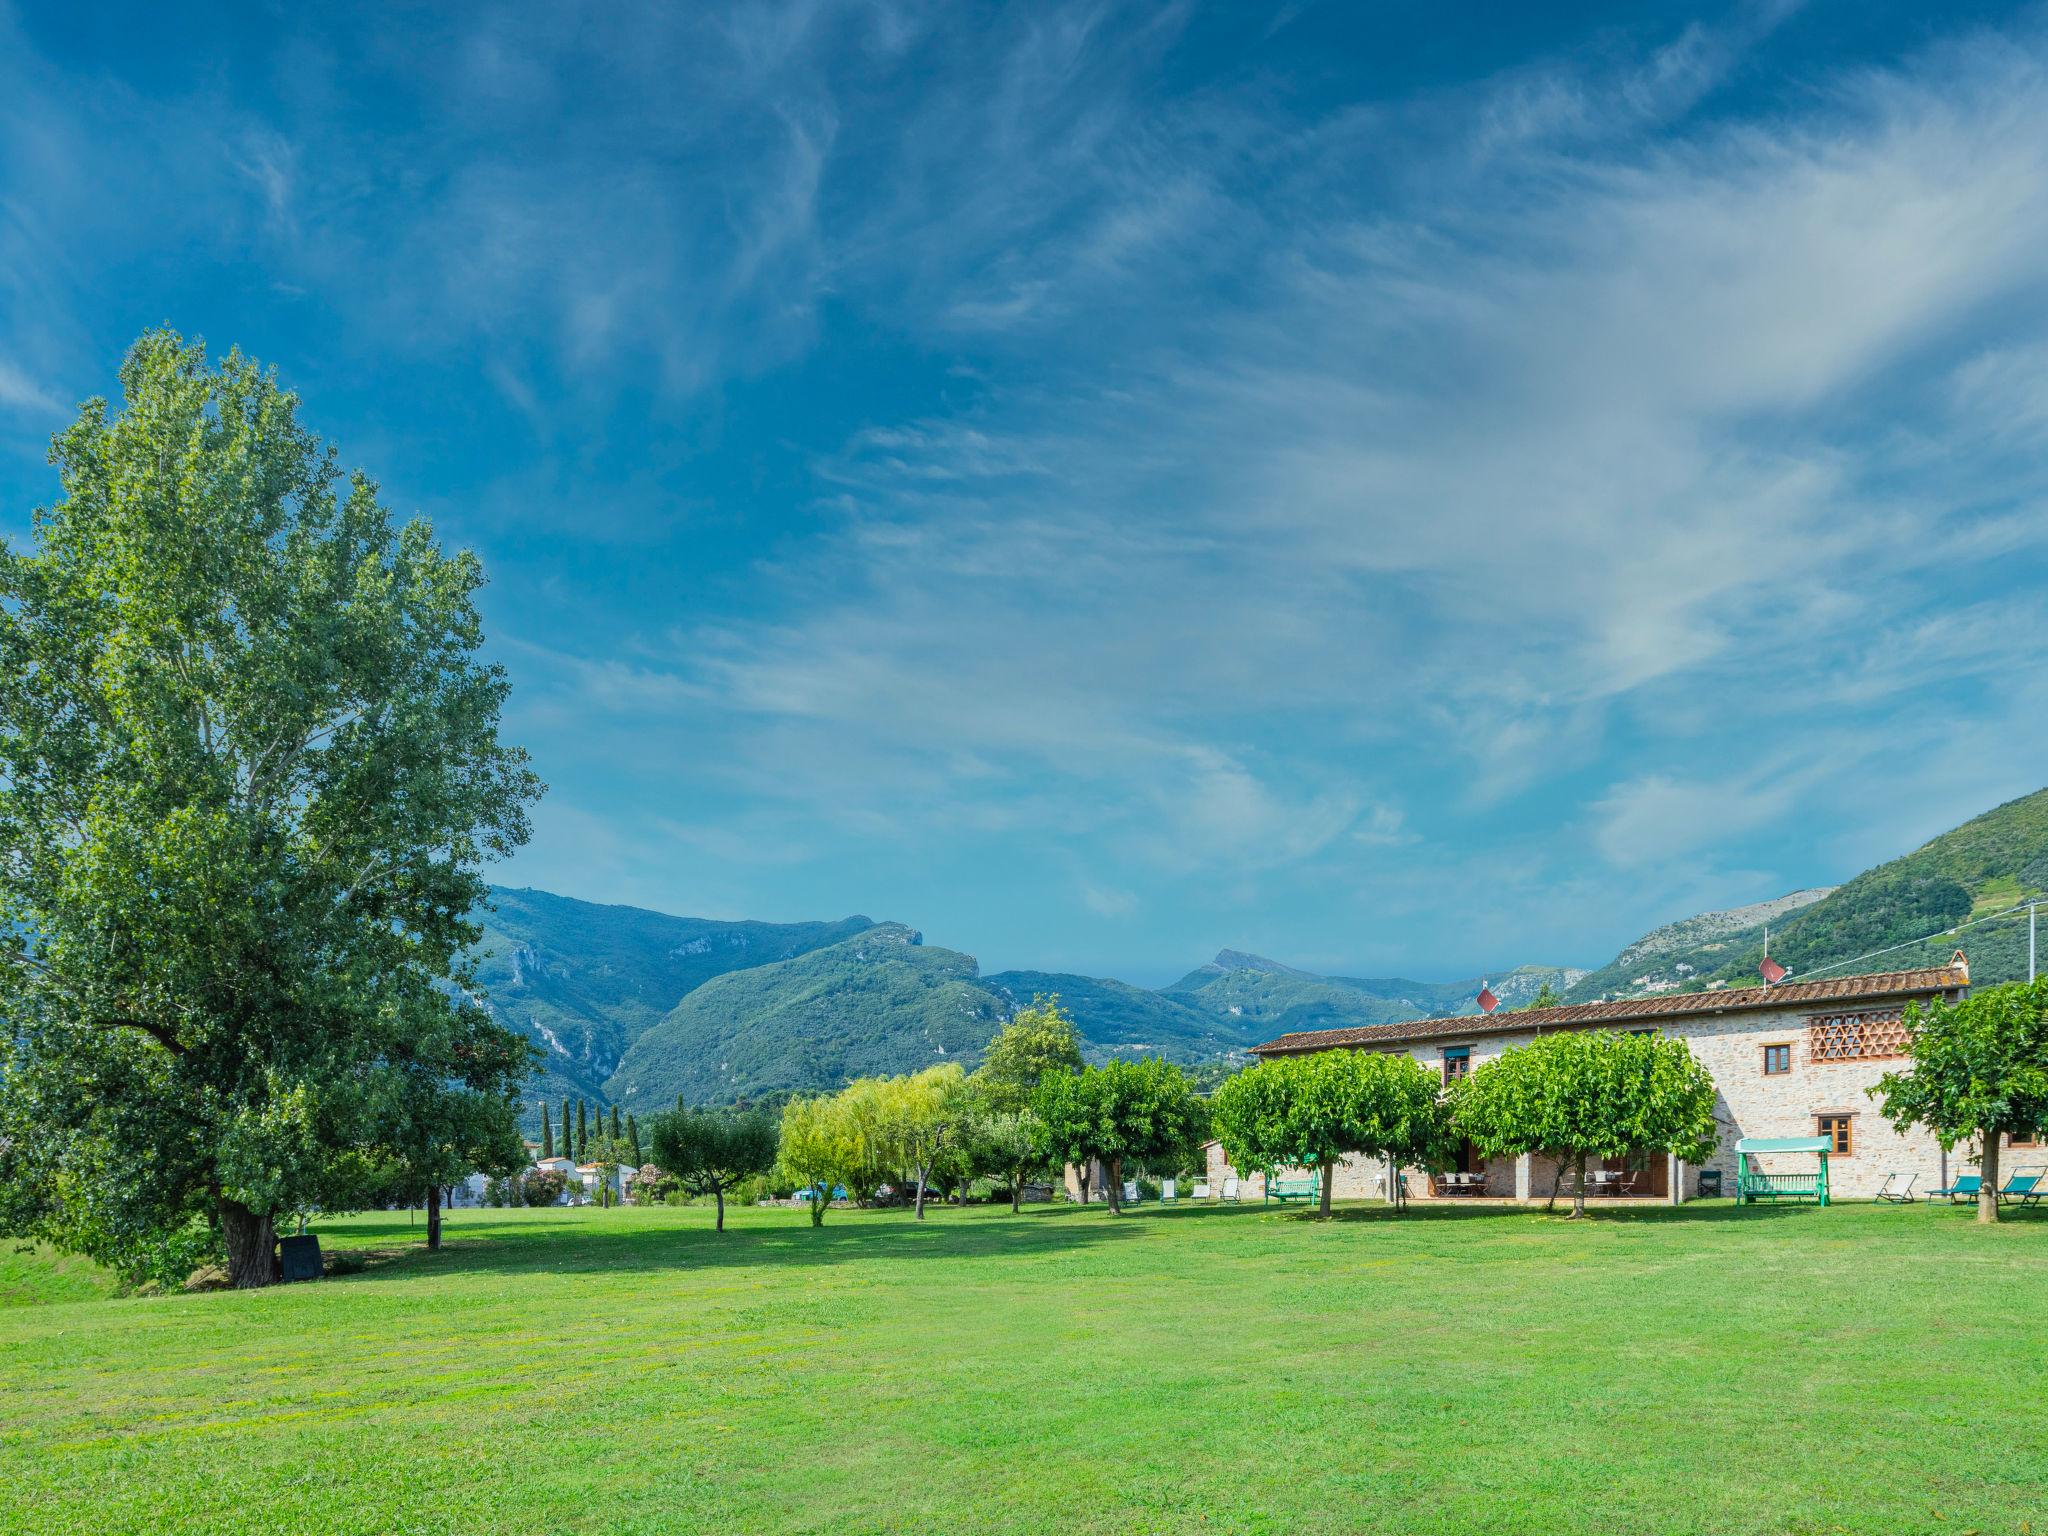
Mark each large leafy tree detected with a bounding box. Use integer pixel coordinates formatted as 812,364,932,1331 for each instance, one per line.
976,996,1084,1114
1211,1050,1453,1217
0,331,541,1287
1452,1031,1718,1218
1032,1058,1207,1214
1872,978,2048,1225
648,1108,779,1231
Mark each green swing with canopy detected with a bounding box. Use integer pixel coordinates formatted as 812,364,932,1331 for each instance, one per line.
1734,1136,1831,1206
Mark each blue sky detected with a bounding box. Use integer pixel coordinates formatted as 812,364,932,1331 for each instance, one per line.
5,1,2048,984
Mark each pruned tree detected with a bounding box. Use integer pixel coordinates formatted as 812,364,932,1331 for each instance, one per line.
1872,977,2048,1225
1211,1049,1453,1217
0,331,540,1288
1452,1030,1718,1217
648,1108,778,1231
1032,1058,1207,1214
540,1102,555,1160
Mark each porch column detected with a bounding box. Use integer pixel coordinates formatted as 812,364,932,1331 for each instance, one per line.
1514,1153,1532,1203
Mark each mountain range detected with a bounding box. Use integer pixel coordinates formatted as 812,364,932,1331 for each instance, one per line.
477,786,2048,1125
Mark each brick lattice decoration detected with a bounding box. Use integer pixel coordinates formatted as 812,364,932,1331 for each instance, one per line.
1807,1010,1911,1063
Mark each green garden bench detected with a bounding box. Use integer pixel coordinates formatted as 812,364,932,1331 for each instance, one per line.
1266,1175,1318,1205
1734,1137,1830,1207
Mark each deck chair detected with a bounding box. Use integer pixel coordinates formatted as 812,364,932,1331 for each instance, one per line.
1221,1176,1240,1203
1930,1173,1982,1204
1122,1179,1141,1205
1874,1172,1917,1204
1997,1166,2046,1208
1192,1181,1211,1199
1160,1179,1178,1203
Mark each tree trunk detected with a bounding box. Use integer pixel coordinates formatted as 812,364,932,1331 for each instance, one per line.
1319,1162,1334,1218
1571,1151,1588,1218
1010,1164,1024,1215
809,1185,826,1226
914,1167,928,1219
715,1185,726,1233
220,1198,278,1289
1107,1157,1123,1214
1545,1156,1565,1212
426,1187,443,1250
1978,1134,2002,1225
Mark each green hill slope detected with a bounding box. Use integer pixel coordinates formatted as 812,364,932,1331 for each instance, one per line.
1163,951,1581,1033
1704,787,2048,988
471,888,873,1116
981,970,1255,1061
604,924,1005,1109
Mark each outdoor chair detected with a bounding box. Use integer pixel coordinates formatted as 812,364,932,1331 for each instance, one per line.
1874,1172,1917,1204
1160,1179,1178,1203
1930,1173,1982,1204
1220,1176,1240,1203
1192,1181,1211,1199
1122,1179,1142,1206
1997,1166,2045,1208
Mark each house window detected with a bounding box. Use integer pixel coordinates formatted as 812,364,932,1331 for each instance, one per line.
1763,1044,1791,1075
1807,1011,1910,1062
2011,1124,2043,1148
1630,1028,1656,1037
1816,1114,1853,1155
1441,1046,1471,1083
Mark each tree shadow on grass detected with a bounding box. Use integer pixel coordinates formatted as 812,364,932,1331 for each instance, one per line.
323,1204,1149,1285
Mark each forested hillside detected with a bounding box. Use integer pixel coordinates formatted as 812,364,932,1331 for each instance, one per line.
473,888,873,1113
1705,787,2048,987
604,923,1003,1109
1163,951,1581,1031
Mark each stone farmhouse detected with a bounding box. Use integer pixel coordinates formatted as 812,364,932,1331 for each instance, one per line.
1204,955,2025,1203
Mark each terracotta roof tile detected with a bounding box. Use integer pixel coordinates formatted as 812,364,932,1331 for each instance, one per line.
1248,964,1967,1057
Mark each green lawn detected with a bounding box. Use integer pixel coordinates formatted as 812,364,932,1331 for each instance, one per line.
1,1199,2043,1535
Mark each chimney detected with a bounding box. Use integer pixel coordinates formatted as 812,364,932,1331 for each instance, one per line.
1949,948,1969,985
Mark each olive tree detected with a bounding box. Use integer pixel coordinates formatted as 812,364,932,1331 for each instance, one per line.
1032,1058,1207,1214
1452,1030,1718,1217
0,331,541,1287
1212,1049,1453,1217
648,1108,779,1231
1872,978,2048,1225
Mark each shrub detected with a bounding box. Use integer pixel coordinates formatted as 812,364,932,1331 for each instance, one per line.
519,1168,567,1207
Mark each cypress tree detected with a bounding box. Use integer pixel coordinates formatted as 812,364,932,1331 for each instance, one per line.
628,1113,641,1166
576,1100,588,1158
610,1104,622,1141
540,1102,554,1159
561,1097,572,1159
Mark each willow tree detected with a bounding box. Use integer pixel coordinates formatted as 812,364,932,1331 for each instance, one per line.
0,331,541,1287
